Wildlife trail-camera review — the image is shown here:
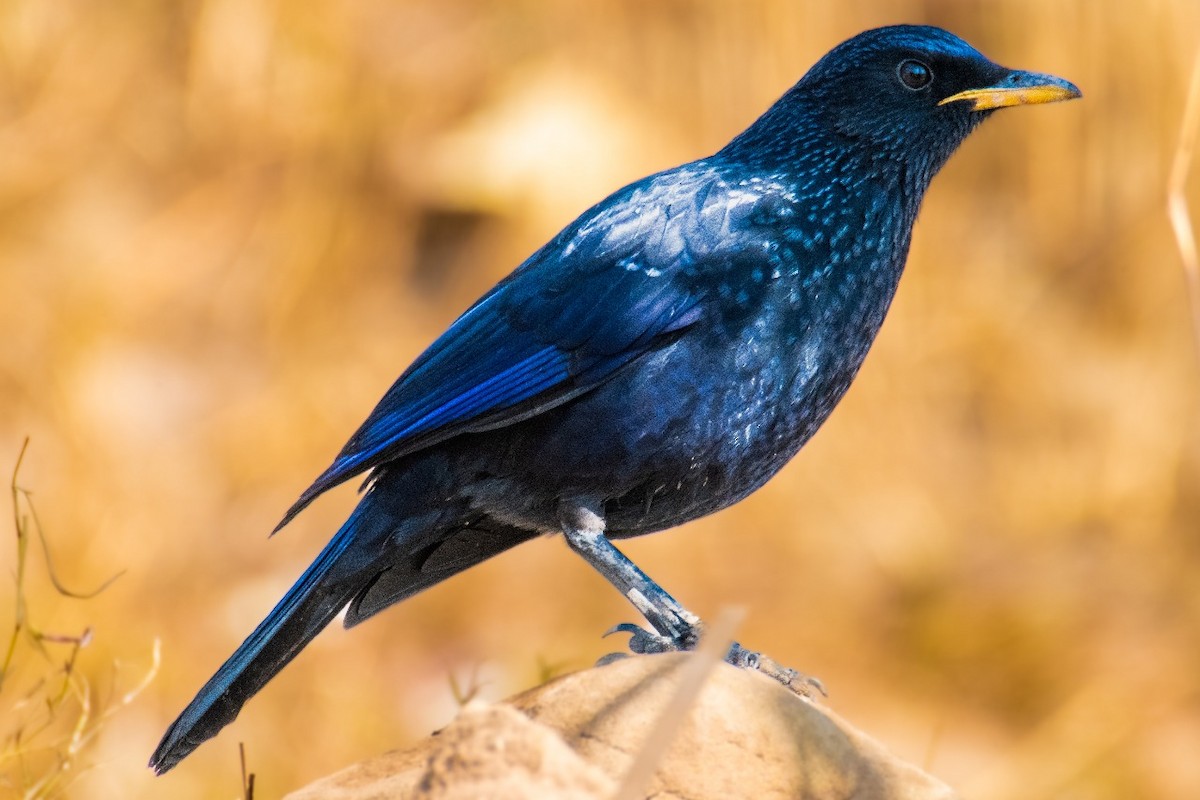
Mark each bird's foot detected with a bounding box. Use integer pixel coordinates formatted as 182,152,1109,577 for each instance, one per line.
603,621,689,654
596,620,698,665
597,623,826,699
724,641,827,698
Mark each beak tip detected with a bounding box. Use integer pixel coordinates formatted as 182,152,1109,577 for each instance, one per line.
939,70,1083,110
1033,73,1083,101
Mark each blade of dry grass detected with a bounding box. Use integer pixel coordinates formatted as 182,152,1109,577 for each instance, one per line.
1168,47,1200,364
612,607,744,800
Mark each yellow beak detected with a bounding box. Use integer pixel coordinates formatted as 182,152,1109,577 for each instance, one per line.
939,70,1082,111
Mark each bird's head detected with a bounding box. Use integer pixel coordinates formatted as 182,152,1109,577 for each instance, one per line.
806,25,1079,167
726,25,1080,179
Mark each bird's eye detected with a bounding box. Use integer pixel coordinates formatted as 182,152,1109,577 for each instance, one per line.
897,59,933,91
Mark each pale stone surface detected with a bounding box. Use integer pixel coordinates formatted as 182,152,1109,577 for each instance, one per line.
286,653,959,800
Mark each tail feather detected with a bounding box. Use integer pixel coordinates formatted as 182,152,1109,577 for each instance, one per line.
150,467,538,774
343,522,537,628
149,502,387,774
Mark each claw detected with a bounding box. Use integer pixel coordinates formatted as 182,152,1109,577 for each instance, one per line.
603,622,648,639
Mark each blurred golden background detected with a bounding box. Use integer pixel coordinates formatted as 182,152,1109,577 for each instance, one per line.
1,0,1198,797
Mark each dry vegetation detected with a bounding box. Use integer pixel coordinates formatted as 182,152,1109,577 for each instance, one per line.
1,441,157,797
0,1,1197,797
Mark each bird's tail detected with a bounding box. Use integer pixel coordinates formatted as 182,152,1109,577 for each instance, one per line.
149,497,392,775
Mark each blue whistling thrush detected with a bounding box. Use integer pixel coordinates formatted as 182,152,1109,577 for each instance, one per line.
151,25,1080,773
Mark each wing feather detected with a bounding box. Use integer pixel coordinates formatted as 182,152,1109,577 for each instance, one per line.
275,168,737,530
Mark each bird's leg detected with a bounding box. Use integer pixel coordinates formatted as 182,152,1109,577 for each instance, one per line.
559,503,702,653
557,502,826,697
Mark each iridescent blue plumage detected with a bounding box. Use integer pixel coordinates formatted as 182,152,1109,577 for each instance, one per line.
151,25,1079,774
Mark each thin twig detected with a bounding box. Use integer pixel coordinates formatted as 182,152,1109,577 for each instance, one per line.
448,663,487,707
2,439,33,686
240,742,255,800
28,496,125,600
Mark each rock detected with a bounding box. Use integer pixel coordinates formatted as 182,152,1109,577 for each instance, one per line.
286,653,959,800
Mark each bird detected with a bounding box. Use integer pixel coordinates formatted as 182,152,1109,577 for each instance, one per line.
150,24,1080,774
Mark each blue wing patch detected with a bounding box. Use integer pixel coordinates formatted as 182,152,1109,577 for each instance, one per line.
272,169,736,531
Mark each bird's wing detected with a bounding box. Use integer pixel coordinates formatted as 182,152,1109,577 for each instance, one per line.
276,168,737,529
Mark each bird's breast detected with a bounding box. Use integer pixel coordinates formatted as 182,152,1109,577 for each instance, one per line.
602,219,910,534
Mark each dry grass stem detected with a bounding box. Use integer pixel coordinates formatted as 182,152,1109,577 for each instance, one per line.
613,607,744,800
1168,48,1200,363
1,445,159,798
